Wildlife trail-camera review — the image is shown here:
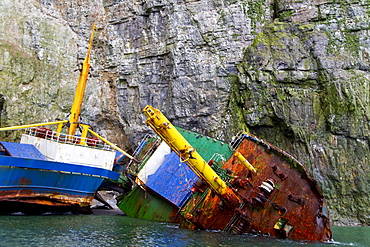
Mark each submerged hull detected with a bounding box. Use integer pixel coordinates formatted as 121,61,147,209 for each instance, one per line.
117,127,331,242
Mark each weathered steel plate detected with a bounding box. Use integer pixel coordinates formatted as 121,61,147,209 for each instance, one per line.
179,133,332,241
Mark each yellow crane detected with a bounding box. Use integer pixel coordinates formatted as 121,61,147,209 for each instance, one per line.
68,24,96,136
0,24,135,161
143,105,242,208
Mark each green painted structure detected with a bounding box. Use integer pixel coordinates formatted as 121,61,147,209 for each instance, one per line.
116,127,233,222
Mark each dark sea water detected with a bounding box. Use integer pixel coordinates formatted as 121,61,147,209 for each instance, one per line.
0,214,368,247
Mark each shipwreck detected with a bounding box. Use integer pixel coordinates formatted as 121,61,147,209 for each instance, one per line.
0,24,133,214
116,105,332,242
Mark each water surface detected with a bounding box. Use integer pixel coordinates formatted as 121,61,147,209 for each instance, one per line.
0,215,368,246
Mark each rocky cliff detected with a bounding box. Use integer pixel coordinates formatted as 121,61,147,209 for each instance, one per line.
0,0,369,226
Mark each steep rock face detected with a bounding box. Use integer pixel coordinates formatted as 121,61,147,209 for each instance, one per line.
235,21,370,226
0,0,369,226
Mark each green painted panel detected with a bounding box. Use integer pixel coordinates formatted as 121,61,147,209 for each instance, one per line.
176,127,233,162
117,185,182,223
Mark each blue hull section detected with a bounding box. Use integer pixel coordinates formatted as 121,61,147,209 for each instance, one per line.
0,156,119,180
0,165,103,197
0,155,120,210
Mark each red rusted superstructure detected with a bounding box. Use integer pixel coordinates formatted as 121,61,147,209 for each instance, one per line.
178,131,332,241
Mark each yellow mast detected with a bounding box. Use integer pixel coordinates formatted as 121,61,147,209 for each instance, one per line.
68,24,97,136
0,24,137,162
143,105,242,208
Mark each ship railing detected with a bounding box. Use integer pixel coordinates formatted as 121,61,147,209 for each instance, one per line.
127,134,161,175
229,131,245,150
25,127,113,151
133,134,160,157
209,153,227,163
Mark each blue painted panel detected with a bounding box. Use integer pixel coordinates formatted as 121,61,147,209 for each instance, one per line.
106,170,120,180
146,151,198,207
0,142,47,160
0,166,103,195
0,156,120,181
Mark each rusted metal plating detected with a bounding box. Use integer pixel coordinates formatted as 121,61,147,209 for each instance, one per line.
142,106,331,241
179,132,332,241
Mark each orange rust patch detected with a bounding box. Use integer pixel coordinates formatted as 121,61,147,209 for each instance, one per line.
18,177,32,185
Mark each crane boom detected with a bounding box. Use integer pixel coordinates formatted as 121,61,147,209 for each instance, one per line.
143,105,242,208
68,24,97,136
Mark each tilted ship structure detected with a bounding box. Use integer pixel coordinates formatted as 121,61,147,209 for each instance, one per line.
0,25,133,214
0,22,332,240
117,105,332,242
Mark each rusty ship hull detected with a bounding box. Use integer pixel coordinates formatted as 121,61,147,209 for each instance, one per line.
179,132,331,241
117,106,332,242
